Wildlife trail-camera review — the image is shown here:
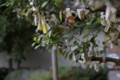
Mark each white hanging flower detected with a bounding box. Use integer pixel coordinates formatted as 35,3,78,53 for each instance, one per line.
105,1,117,23
65,8,72,18
33,13,38,26
65,39,69,47
81,53,86,64
32,6,37,11
88,0,104,11
70,46,78,51
101,63,105,69
46,24,51,37
29,0,34,5
50,14,60,25
89,62,94,68
107,62,116,68
77,9,90,20
94,62,100,72
75,0,81,6
77,9,84,20
84,9,90,16
73,54,77,61
103,1,117,32
100,12,107,26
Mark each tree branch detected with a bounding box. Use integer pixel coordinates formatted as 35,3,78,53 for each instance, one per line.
92,57,120,66
86,7,120,17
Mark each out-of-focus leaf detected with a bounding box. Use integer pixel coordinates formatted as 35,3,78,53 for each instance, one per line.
32,42,36,47
35,45,40,49
54,0,62,7
82,0,87,4
59,11,62,21
86,22,92,26
47,45,53,52
97,18,101,23
79,48,83,53
41,1,48,8
58,48,64,56
117,22,120,25
69,53,73,60
52,37,61,42
83,34,90,39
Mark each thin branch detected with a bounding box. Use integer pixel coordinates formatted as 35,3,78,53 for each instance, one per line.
86,7,120,17
69,6,120,17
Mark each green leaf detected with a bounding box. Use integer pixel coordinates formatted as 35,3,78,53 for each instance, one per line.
35,45,40,49
33,37,37,41
79,48,83,53
84,29,89,33
83,34,90,39
69,53,73,60
58,48,64,56
82,26,89,33
59,11,62,21
86,22,92,26
90,37,97,46
18,11,26,16
0,3,8,7
54,0,62,7
82,0,87,4
47,45,53,52
97,18,101,23
52,37,61,43
65,52,69,59
32,42,36,47
117,22,120,25
41,1,48,8
103,0,110,3
68,36,73,42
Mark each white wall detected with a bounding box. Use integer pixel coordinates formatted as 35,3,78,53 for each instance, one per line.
0,49,73,69
0,52,8,68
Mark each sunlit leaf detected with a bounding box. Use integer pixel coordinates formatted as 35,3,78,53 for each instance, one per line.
35,45,40,49
59,11,62,21
32,42,36,47
41,1,48,8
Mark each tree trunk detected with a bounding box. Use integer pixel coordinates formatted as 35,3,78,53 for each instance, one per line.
17,60,21,69
52,46,58,80
8,59,13,72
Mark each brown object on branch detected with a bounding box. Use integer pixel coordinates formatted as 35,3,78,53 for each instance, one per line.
92,57,120,66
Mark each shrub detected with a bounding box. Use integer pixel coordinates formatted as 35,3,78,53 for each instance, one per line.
0,67,8,80
27,67,108,80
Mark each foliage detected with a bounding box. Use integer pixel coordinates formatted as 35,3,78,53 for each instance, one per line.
0,67,9,80
1,0,120,68
4,67,108,80
27,67,108,80
0,0,35,66
5,69,33,80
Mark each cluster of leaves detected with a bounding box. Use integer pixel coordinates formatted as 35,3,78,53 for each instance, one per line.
32,12,105,61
